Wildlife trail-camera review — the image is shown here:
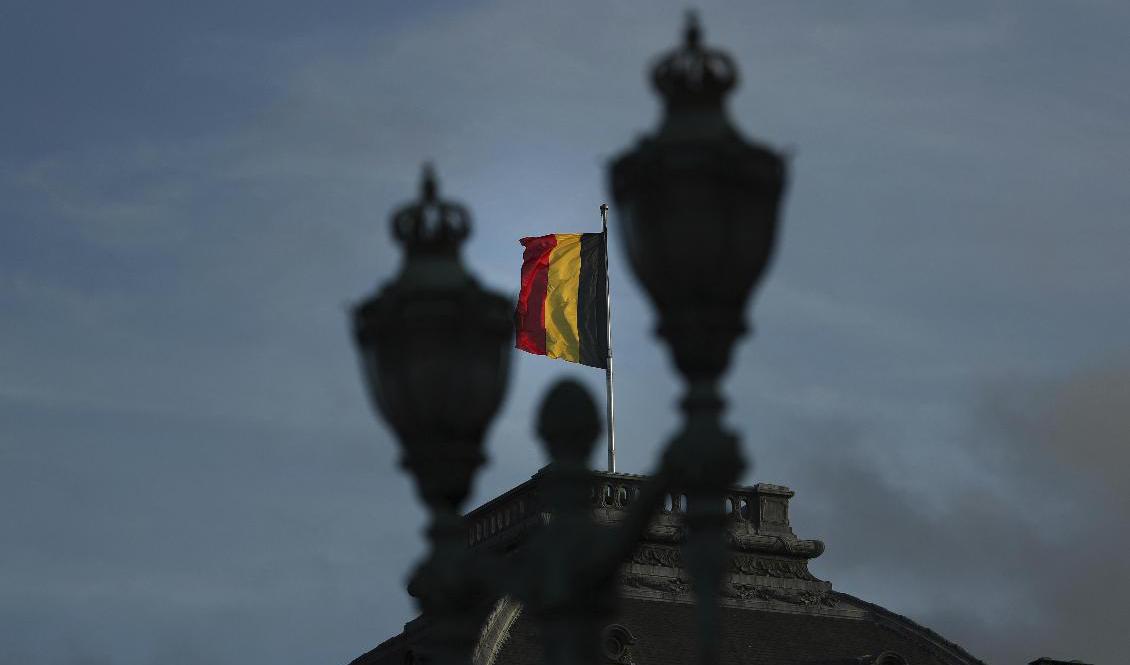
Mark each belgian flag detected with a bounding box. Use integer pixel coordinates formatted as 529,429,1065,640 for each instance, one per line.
515,233,608,369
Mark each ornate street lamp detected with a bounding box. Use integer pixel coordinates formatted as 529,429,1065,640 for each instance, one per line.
609,12,789,665
352,165,513,665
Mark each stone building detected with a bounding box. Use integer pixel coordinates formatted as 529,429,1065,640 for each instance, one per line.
350,470,1006,665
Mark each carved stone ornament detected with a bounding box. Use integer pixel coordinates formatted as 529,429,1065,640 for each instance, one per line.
600,624,638,665
642,523,685,543
622,573,691,595
729,554,819,581
724,584,839,608
727,532,824,558
631,544,682,568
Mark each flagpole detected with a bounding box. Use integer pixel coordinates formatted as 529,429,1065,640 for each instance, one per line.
600,203,616,473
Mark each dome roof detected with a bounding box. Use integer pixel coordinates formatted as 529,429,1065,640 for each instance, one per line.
349,471,986,665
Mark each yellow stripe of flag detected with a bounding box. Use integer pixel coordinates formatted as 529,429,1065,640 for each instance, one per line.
545,233,582,362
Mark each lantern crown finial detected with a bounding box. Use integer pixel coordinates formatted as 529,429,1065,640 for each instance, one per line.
684,9,702,48
391,163,470,253
652,12,737,107
420,162,438,202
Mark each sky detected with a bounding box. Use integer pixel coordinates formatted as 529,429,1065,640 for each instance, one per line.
1,1,1128,664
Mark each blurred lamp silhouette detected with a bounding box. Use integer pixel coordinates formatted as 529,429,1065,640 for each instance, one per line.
609,11,787,383
608,12,789,665
352,164,512,513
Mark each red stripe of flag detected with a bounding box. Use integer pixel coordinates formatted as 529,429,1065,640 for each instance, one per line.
515,234,557,355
